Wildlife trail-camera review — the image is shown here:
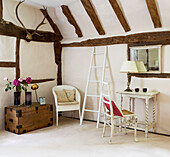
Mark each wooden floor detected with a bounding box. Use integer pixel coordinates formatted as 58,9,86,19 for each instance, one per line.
0,117,169,157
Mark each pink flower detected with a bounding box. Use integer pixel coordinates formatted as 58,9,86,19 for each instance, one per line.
26,77,32,84
13,79,20,86
4,77,8,81
18,78,23,82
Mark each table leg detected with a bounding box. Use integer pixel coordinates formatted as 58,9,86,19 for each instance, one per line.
145,98,149,138
120,95,123,110
129,97,132,111
153,96,156,132
132,98,135,113
119,95,123,132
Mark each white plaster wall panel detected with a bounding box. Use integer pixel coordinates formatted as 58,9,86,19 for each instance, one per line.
4,0,53,32
20,40,57,79
163,45,170,73
0,36,16,62
20,40,57,106
91,0,124,35
120,0,154,32
0,68,15,129
157,0,170,28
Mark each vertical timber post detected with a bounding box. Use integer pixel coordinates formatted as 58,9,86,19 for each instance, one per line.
16,38,20,79
54,41,62,85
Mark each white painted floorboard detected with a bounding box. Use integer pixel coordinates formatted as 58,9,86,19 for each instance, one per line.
0,117,169,157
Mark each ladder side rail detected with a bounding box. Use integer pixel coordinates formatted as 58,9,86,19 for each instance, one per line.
80,48,95,125
96,46,108,128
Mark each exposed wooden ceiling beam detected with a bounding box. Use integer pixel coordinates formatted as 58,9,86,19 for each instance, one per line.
40,9,63,40
109,0,130,32
0,0,3,21
62,31,170,47
145,0,162,28
0,21,61,42
81,0,105,35
61,5,83,38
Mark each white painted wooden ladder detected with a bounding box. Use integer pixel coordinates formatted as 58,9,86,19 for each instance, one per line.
80,46,110,128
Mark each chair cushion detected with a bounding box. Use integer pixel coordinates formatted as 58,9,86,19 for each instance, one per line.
104,97,123,117
58,101,79,105
56,91,69,102
64,90,75,101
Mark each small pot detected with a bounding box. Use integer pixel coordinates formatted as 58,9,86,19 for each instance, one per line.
135,88,139,92
143,88,147,92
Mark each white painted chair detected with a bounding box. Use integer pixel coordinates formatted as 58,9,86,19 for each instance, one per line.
101,82,138,143
52,85,81,126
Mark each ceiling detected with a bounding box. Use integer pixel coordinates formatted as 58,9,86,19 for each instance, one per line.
14,0,170,42
17,0,79,8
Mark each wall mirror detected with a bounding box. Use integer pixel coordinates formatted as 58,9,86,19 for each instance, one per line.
130,45,162,73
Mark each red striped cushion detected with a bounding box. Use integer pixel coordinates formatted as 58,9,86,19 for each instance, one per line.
104,97,123,117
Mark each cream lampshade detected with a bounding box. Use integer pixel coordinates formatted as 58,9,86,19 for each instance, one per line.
135,61,147,72
120,61,138,73
120,61,146,92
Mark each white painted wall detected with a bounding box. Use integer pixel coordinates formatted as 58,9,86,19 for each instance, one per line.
0,0,57,130
62,45,170,135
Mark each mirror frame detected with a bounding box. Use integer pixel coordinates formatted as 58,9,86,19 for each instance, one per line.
129,45,162,73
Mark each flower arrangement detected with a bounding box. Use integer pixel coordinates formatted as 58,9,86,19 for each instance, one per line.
4,77,32,92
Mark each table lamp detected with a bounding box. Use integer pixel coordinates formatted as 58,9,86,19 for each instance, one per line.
120,61,146,92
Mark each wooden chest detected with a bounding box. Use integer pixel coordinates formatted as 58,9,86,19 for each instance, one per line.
5,103,53,134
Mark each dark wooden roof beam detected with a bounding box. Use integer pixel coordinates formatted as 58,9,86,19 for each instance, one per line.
145,0,162,28
81,0,105,35
61,5,83,37
109,0,130,32
40,9,63,40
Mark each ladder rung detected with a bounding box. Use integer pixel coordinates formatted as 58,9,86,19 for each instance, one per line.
86,94,100,97
89,80,101,83
103,94,109,97
91,66,109,69
84,109,99,113
93,52,105,55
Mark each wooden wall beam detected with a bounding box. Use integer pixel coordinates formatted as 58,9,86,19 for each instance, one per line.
0,62,16,67
0,0,3,21
16,38,20,79
109,0,130,32
54,42,62,85
40,9,63,39
62,31,170,47
145,0,162,28
0,21,61,42
61,5,83,37
30,79,55,84
81,0,105,35
130,73,170,79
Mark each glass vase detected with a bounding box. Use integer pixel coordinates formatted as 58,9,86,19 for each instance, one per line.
25,92,32,106
14,92,21,106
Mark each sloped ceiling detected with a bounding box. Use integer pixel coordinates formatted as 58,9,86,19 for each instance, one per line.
15,0,170,41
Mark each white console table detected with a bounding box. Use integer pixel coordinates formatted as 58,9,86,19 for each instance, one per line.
117,91,160,138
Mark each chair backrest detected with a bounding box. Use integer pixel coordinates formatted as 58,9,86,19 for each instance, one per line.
52,85,80,103
100,82,123,117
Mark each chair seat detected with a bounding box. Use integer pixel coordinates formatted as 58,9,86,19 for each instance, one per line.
58,101,79,106
106,109,135,117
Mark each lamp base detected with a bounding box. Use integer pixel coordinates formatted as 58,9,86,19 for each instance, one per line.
124,88,132,92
